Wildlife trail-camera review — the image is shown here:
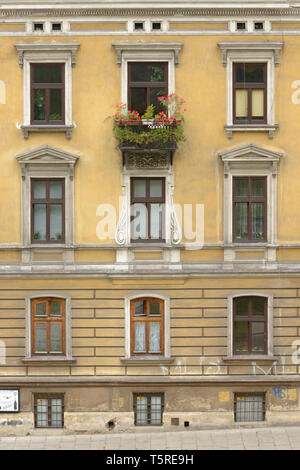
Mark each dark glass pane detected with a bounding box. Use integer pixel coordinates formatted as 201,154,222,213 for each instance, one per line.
33,64,62,83
150,88,167,114
235,203,248,239
35,302,47,316
49,89,62,121
252,179,265,197
130,88,147,115
149,301,160,316
34,89,46,121
235,64,264,83
252,297,265,316
235,297,249,316
50,301,61,316
135,300,145,316
252,322,265,352
33,204,46,240
251,203,264,240
235,321,249,352
235,179,248,197
130,64,166,83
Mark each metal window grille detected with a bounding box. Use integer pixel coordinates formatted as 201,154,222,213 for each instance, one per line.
34,395,64,428
234,393,265,422
134,393,164,426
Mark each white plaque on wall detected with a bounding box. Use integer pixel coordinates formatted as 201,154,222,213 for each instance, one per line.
0,389,19,412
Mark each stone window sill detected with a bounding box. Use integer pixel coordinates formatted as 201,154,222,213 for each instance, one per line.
21,125,74,140
120,356,174,365
21,356,76,365
225,124,279,140
222,356,277,363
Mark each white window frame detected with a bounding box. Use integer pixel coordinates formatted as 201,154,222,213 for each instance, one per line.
227,292,274,358
15,43,80,139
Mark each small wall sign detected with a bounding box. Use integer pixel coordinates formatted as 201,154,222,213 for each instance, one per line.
0,389,19,413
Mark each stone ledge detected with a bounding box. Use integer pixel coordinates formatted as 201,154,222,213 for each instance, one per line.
223,356,278,363
21,356,76,365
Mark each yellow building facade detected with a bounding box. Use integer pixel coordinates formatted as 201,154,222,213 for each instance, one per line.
1,0,300,433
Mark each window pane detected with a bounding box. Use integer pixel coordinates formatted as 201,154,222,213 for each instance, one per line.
33,64,62,83
251,203,264,240
51,399,62,427
235,90,248,120
49,181,63,199
235,203,248,239
235,322,249,352
235,179,248,197
132,203,147,240
50,323,61,352
136,396,148,425
133,180,146,198
134,323,146,352
50,301,62,316
150,396,162,425
252,179,265,197
150,204,163,239
130,64,166,82
134,300,146,316
36,398,48,427
33,181,46,199
35,302,47,316
150,180,163,198
252,322,265,352
33,204,47,240
49,89,62,121
149,301,160,316
236,64,264,83
252,297,265,316
235,395,264,422
235,297,249,316
150,88,167,114
252,90,264,119
34,89,46,121
49,204,62,240
130,88,147,116
149,323,160,353
36,323,47,352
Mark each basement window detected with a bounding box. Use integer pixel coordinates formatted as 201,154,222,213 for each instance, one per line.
254,22,264,30
52,23,62,32
34,394,64,428
133,393,164,426
234,393,265,422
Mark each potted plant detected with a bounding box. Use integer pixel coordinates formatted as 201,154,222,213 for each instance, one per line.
113,103,141,125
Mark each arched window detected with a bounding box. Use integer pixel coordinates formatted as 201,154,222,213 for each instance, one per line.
233,296,267,355
130,298,164,356
31,298,65,356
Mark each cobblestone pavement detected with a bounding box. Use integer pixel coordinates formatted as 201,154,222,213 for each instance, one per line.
0,426,300,450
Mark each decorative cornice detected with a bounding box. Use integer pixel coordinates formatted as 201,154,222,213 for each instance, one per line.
112,42,183,66
218,41,284,67
15,43,80,68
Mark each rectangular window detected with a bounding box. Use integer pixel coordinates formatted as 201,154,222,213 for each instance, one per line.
233,296,267,355
128,62,168,116
131,298,164,356
31,63,65,125
233,63,267,124
31,179,65,243
234,393,265,422
131,178,165,242
31,298,65,356
233,176,267,242
133,393,164,426
34,395,64,428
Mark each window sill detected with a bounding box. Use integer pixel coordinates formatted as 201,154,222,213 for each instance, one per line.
223,356,277,363
21,356,76,365
21,125,74,140
224,124,279,140
120,356,174,365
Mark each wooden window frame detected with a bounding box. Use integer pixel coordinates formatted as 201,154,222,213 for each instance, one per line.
130,177,165,243
31,298,66,356
30,63,65,125
31,178,65,244
34,394,64,428
128,62,168,114
133,393,164,426
234,393,266,422
130,297,164,356
233,62,267,125
232,176,267,242
233,296,268,355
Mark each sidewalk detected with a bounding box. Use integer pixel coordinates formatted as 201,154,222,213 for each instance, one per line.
0,425,300,450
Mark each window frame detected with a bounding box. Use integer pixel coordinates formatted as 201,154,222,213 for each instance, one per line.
31,297,66,356
130,177,166,243
232,176,267,243
233,296,268,355
30,63,65,125
233,62,267,125
34,394,64,428
133,393,164,426
31,178,65,244
130,297,164,356
234,393,266,422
